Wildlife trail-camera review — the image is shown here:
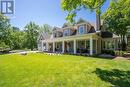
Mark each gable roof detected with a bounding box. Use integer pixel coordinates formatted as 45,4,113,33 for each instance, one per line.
37,32,51,41
76,18,91,25
62,23,69,28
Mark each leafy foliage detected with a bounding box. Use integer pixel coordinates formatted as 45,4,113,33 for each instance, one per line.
24,22,40,50
103,0,130,50
61,0,106,23
0,13,53,51
39,24,53,34
0,42,9,50
0,14,10,41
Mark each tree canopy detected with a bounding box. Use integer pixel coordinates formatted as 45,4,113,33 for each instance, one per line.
39,24,53,34
61,0,106,23
0,14,10,42
102,0,130,50
0,13,53,51
24,22,40,50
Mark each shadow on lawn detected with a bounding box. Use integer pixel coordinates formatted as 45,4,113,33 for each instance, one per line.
94,68,130,87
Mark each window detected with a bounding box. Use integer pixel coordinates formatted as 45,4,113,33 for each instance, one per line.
78,25,85,35
104,40,114,50
64,29,69,36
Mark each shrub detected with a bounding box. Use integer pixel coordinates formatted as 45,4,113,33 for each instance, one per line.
115,51,125,57
0,42,10,53
101,50,115,56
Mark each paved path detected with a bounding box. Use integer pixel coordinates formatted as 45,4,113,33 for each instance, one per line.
114,57,130,60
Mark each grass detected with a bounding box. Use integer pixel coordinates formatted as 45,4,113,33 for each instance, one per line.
0,53,130,87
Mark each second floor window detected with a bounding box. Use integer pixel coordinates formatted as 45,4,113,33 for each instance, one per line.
78,25,85,35
64,29,69,36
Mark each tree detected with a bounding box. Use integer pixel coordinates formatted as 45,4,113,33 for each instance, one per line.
39,24,53,34
103,0,130,51
24,22,39,50
0,14,10,43
0,14,11,50
8,27,25,49
61,0,106,23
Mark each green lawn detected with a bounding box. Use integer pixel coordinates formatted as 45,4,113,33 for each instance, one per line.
0,53,130,87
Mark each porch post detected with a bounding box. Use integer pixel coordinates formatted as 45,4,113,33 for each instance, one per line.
74,39,76,54
41,41,43,51
53,42,55,52
46,42,49,51
90,37,93,55
85,40,86,49
62,41,65,53
114,39,116,50
96,40,97,54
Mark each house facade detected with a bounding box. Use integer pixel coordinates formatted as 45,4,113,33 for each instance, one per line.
37,21,121,55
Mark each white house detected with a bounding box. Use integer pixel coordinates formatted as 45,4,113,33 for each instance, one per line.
37,20,121,55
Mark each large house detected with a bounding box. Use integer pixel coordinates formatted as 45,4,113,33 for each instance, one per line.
37,20,121,55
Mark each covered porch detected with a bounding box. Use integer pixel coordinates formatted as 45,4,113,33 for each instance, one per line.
41,33,101,55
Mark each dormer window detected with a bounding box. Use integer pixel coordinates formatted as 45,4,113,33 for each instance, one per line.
78,25,85,35
64,29,70,36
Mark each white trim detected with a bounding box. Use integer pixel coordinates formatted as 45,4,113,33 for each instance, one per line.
74,39,76,54
62,41,65,53
95,40,97,54
90,37,93,55
46,42,49,51
41,41,43,51
53,42,55,52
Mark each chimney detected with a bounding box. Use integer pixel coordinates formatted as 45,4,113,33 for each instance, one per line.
96,13,101,31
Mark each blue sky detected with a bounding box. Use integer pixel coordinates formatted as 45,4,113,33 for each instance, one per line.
10,0,110,29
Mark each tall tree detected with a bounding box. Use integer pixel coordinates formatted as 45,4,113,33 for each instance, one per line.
24,22,39,50
0,14,11,49
8,27,25,49
0,14,10,42
39,24,53,34
103,0,130,51
61,0,106,24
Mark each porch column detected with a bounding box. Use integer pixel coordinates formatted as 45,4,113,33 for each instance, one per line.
114,39,116,50
95,40,97,54
41,41,43,51
62,41,65,53
53,42,55,52
46,42,49,51
99,39,101,54
74,39,76,54
85,40,86,49
125,36,127,45
90,37,93,55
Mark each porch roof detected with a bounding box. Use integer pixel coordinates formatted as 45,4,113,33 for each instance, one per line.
42,33,100,43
